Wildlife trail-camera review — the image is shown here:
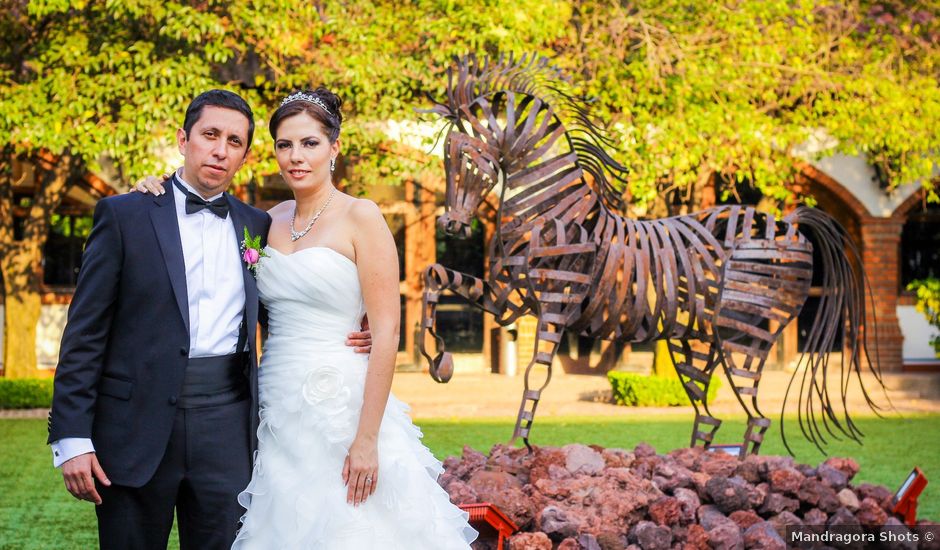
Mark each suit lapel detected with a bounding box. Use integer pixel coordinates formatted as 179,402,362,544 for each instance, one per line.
227,194,259,353
150,177,190,334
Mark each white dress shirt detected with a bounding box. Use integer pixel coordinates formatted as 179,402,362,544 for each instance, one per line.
52,171,246,467
173,173,246,358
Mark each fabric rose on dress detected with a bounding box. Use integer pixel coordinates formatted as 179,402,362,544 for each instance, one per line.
302,365,345,403
301,365,355,445
303,365,351,412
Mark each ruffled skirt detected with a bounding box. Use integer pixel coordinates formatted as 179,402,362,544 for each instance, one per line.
232,344,476,549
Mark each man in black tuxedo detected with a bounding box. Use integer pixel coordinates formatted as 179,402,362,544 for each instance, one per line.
48,90,368,549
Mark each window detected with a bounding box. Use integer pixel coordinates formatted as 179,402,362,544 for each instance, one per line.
901,203,940,287
383,213,406,282
433,224,486,352
796,208,843,352
43,214,93,288
436,223,485,278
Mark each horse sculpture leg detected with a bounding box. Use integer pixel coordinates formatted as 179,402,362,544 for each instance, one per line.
667,339,723,448
714,243,809,456
419,265,452,382
716,336,776,456
419,264,508,383
512,315,565,451
508,220,594,450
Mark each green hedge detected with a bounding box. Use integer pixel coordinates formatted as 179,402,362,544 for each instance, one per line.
607,371,720,406
0,378,54,409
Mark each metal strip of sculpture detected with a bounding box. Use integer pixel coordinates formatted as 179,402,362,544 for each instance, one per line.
418,53,888,456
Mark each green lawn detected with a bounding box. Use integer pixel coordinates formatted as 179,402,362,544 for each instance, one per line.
2,414,938,549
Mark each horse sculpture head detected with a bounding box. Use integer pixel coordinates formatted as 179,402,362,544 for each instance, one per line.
426,54,630,241
436,127,500,239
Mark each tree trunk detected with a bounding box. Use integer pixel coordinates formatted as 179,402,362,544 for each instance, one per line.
1,249,42,378
652,340,678,378
0,153,73,378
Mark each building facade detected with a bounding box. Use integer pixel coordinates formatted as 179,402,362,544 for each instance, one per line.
1,154,937,377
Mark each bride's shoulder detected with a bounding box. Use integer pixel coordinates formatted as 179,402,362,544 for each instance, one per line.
347,196,381,217
267,200,294,217
344,197,387,236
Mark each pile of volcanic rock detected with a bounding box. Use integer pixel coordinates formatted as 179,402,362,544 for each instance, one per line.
439,443,931,550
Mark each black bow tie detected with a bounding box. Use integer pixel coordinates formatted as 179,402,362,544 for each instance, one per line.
173,179,229,219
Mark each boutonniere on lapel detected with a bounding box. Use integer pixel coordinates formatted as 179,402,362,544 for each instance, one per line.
240,227,268,277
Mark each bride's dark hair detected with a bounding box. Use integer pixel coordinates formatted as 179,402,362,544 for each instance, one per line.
269,86,343,142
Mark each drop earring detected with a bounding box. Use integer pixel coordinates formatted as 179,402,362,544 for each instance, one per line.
330,157,336,173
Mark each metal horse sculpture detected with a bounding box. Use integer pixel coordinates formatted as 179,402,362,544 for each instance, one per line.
418,54,887,456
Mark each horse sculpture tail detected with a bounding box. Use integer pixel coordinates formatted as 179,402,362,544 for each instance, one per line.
781,206,892,455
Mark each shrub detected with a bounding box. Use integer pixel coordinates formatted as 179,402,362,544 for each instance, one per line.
608,371,720,406
907,278,940,358
0,378,54,409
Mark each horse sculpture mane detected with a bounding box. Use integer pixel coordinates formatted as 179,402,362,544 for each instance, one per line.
419,53,890,457
426,52,629,214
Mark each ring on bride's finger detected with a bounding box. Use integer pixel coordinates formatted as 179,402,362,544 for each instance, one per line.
365,476,373,483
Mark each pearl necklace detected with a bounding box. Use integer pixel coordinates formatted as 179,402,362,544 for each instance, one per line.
290,188,336,242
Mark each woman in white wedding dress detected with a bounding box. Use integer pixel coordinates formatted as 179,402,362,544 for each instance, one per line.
237,89,475,549
233,88,475,549
142,88,476,549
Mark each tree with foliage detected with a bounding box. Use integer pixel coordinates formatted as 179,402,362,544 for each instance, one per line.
553,0,940,211
907,278,940,357
1,0,937,376
0,0,567,376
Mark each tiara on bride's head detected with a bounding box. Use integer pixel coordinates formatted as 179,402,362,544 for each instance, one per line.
280,92,334,117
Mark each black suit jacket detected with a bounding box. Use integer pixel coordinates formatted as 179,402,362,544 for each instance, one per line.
48,177,271,487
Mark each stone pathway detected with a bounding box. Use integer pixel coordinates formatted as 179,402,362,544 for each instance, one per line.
4,369,937,420
0,408,48,419
390,369,940,419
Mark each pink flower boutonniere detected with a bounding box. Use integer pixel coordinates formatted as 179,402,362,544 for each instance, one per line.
241,227,268,277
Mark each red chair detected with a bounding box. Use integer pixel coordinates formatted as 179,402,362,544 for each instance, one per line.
459,502,518,550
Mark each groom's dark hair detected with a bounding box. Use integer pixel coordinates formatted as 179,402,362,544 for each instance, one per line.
183,89,255,150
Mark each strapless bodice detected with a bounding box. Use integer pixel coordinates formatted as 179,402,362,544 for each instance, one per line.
257,246,364,351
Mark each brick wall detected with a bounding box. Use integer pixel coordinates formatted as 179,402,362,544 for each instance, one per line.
860,217,904,371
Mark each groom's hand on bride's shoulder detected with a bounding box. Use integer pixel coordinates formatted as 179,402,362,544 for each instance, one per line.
346,315,372,353
61,453,111,505
130,173,171,195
